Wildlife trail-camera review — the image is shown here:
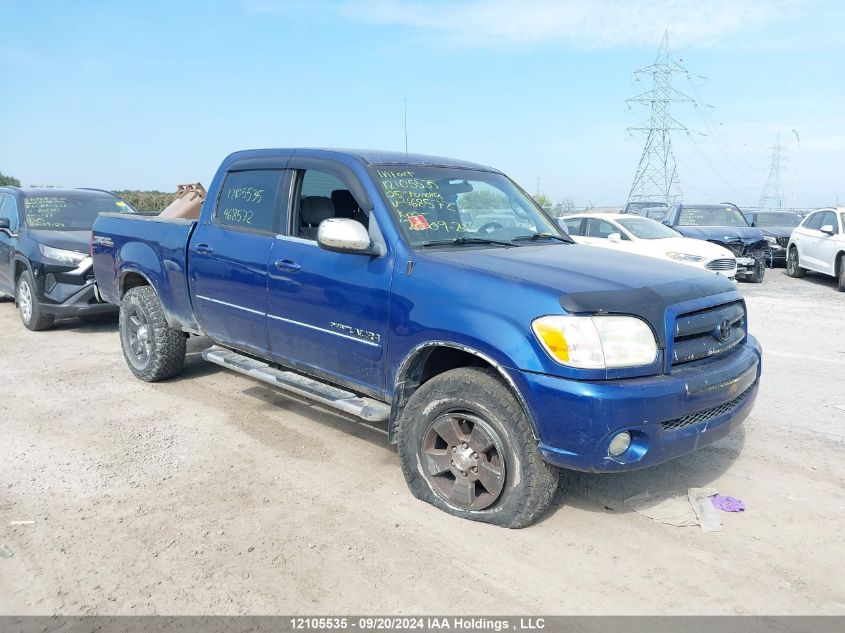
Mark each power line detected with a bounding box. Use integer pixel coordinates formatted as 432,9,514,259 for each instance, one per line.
758,132,788,209
626,31,697,206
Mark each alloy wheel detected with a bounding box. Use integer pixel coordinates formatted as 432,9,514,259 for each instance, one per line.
419,412,507,511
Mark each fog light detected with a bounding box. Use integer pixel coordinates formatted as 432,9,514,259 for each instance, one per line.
608,432,632,457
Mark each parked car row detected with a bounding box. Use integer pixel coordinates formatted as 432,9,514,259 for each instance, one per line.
617,201,844,291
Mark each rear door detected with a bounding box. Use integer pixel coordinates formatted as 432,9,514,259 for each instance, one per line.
188,168,287,355
265,162,392,398
0,194,20,293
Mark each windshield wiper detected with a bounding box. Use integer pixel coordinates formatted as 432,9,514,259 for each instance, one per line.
511,232,574,244
421,236,515,248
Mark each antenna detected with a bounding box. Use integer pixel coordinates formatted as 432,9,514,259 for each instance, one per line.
403,98,408,158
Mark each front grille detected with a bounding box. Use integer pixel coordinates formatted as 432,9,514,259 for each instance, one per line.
776,237,789,248
705,258,735,271
672,301,746,366
661,381,757,431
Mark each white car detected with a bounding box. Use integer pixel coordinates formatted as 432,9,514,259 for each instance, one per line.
786,207,845,291
559,213,738,279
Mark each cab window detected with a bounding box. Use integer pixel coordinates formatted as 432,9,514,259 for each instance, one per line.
294,170,369,241
216,170,284,233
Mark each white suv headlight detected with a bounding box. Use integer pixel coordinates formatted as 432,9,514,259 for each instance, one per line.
39,244,87,265
532,315,658,369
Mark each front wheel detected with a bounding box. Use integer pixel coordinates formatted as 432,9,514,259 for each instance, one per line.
17,271,54,331
397,367,558,528
787,247,806,278
838,255,845,292
745,259,765,283
119,286,186,381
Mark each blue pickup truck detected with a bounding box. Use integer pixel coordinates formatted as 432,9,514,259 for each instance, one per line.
92,149,762,527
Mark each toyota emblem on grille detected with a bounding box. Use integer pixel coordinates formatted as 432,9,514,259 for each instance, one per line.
713,318,732,342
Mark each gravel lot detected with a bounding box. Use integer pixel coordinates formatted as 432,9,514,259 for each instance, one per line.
1,268,843,615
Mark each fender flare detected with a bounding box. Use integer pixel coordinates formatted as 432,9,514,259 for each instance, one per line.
387,340,539,444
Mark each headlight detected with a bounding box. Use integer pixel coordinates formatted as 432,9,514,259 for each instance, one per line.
764,236,778,246
666,251,705,262
39,244,87,265
532,315,658,369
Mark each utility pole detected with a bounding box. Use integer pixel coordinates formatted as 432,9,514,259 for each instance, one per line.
758,132,787,210
626,31,696,206
790,129,800,210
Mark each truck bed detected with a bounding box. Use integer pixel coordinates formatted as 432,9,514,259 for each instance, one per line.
92,213,200,331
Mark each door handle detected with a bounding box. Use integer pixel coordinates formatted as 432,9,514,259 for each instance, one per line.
274,259,301,272
194,243,214,255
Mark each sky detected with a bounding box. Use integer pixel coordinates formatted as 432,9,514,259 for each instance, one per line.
1,0,843,209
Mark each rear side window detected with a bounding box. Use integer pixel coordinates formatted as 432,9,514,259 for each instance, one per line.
562,217,583,235
216,170,283,233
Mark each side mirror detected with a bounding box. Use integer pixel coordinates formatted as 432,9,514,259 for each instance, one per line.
317,218,373,254
0,218,10,231
820,224,835,235
608,232,622,243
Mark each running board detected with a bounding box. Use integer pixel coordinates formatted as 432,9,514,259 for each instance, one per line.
202,346,390,423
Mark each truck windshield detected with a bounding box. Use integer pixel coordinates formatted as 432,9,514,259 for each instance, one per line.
23,193,136,230
369,166,560,246
678,206,749,227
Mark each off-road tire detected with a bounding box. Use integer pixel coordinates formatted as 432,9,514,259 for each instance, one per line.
837,254,845,292
786,247,806,278
397,367,558,528
17,271,54,331
747,259,765,283
119,286,186,382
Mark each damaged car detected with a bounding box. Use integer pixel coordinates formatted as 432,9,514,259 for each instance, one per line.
0,187,138,330
662,202,769,283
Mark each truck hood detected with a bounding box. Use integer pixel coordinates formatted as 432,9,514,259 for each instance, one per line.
424,243,735,345
674,225,765,243
28,229,91,254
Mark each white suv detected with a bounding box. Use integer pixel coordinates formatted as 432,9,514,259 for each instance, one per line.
787,207,845,291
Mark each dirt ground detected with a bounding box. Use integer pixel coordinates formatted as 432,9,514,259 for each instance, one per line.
1,268,843,615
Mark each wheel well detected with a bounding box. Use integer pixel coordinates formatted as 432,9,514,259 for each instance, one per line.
13,259,30,283
121,272,150,297
836,251,845,276
388,344,536,443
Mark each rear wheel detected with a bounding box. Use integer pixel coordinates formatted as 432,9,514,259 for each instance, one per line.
17,271,54,331
119,286,186,381
397,367,558,528
787,247,806,278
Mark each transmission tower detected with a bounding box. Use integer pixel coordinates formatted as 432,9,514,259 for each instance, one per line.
758,132,787,209
626,31,697,205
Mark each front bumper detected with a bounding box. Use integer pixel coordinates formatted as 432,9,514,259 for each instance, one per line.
517,335,762,473
33,264,117,318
